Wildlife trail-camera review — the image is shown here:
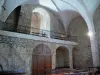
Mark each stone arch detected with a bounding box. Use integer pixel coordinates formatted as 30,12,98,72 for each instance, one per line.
2,1,66,36
2,2,66,39
68,16,93,69
33,42,52,52
56,46,69,68
32,44,52,75
33,44,52,55
31,7,50,37
0,5,21,31
61,8,99,67
61,1,100,67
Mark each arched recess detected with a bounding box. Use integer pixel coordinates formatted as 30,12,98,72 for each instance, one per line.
60,0,99,67
0,6,21,31
1,0,66,36
56,46,69,69
67,16,93,70
31,7,50,37
32,44,52,75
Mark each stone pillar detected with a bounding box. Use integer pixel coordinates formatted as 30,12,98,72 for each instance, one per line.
66,45,73,69
52,54,56,69
86,18,100,67
69,49,73,69
90,35,100,66
51,45,58,69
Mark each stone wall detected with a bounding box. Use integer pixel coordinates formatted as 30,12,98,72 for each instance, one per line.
0,35,33,74
0,35,72,74
18,4,65,36
94,5,100,60
68,16,93,69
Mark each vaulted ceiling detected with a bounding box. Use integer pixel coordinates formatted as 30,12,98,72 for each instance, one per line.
0,0,100,31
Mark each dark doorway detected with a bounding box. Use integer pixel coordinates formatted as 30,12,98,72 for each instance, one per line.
56,46,69,69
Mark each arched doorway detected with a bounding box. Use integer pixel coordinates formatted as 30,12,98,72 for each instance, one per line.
32,44,52,75
56,46,69,69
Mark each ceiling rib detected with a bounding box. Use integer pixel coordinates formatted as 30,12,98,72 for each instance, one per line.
51,0,60,11
51,0,66,32
60,0,78,12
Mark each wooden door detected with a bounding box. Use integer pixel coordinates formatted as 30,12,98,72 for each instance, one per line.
32,44,52,75
44,56,52,69
32,55,38,75
38,55,45,75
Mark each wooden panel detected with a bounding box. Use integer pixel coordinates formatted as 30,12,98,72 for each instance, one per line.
32,44,52,75
45,56,52,69
32,55,38,75
38,55,45,75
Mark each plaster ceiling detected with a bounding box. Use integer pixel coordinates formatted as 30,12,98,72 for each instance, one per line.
0,0,100,32
23,0,80,31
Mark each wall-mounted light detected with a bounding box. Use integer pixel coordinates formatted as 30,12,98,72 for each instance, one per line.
87,31,93,37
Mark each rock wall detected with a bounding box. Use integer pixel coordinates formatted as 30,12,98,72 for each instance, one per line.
68,16,93,69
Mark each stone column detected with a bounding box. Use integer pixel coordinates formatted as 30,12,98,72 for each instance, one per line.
86,18,100,67
69,49,73,69
51,44,58,69
88,20,100,66
52,54,56,69
67,45,73,69
90,35,100,66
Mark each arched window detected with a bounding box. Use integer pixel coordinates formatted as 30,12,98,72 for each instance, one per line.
30,7,50,37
